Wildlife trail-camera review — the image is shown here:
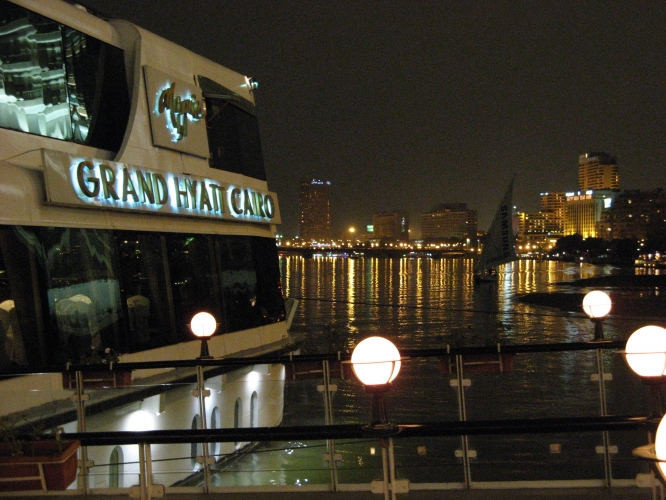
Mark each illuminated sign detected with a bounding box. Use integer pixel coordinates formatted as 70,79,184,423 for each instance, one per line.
42,150,280,225
156,82,206,142
143,66,209,158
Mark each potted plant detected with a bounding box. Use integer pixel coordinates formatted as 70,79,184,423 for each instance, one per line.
62,348,132,389
0,416,80,492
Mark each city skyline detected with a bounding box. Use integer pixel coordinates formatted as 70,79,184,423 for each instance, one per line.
82,1,666,236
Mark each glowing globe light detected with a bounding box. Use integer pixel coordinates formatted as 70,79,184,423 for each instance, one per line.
189,312,218,338
351,336,401,386
625,325,666,377
582,291,612,319
655,415,666,478
189,312,218,359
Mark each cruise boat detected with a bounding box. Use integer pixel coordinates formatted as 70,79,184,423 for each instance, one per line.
0,0,290,488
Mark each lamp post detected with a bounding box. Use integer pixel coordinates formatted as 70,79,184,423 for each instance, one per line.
626,326,666,491
582,290,612,341
189,312,218,360
625,325,666,420
350,336,401,430
350,336,402,500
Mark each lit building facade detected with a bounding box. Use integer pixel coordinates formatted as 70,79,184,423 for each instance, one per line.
564,190,616,238
540,192,566,234
420,203,477,241
607,189,666,240
578,152,619,191
299,179,331,242
373,212,409,241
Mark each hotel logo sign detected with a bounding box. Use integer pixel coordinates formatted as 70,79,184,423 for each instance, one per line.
43,150,280,225
143,66,209,158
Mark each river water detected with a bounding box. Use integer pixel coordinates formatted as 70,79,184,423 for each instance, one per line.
213,256,665,487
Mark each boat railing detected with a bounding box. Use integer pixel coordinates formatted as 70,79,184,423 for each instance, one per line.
0,341,660,498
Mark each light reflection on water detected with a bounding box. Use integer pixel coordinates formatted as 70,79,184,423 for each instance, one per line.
213,257,657,486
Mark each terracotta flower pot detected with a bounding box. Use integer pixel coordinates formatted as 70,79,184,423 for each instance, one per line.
0,440,80,491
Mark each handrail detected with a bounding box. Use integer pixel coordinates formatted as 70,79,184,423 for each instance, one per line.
0,340,626,376
28,415,644,446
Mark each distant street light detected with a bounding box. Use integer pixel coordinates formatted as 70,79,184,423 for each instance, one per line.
189,312,218,359
582,291,612,341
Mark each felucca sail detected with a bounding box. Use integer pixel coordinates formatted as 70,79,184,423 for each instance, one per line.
475,177,517,277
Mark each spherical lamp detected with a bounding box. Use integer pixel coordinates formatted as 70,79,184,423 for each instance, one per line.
625,326,666,378
351,336,401,428
582,290,612,319
189,312,218,359
655,415,666,479
582,291,612,341
351,336,401,387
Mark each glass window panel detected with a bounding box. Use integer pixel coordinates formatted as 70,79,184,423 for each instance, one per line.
0,0,129,150
199,75,266,180
0,226,45,366
166,234,221,339
251,236,286,325
117,232,176,351
217,236,261,332
41,227,123,363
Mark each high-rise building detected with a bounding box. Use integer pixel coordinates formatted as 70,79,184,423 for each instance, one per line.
299,179,331,242
607,189,666,240
540,192,566,234
373,212,409,241
578,153,619,191
420,203,477,241
564,190,616,239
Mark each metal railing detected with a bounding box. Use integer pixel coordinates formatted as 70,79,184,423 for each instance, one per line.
0,341,659,499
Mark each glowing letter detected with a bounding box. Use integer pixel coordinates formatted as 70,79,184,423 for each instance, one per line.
153,174,168,205
122,168,139,202
230,188,243,215
136,171,155,204
173,177,189,208
199,183,212,211
100,165,119,200
243,189,255,216
264,195,275,219
76,161,99,198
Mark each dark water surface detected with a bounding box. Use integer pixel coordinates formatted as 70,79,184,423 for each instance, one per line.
216,257,665,486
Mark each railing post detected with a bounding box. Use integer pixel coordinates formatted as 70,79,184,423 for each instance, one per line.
452,353,473,489
322,359,340,491
195,365,213,493
388,437,398,500
72,370,92,494
595,347,613,486
381,438,390,500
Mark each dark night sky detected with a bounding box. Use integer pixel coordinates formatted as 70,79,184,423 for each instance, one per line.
81,1,666,237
